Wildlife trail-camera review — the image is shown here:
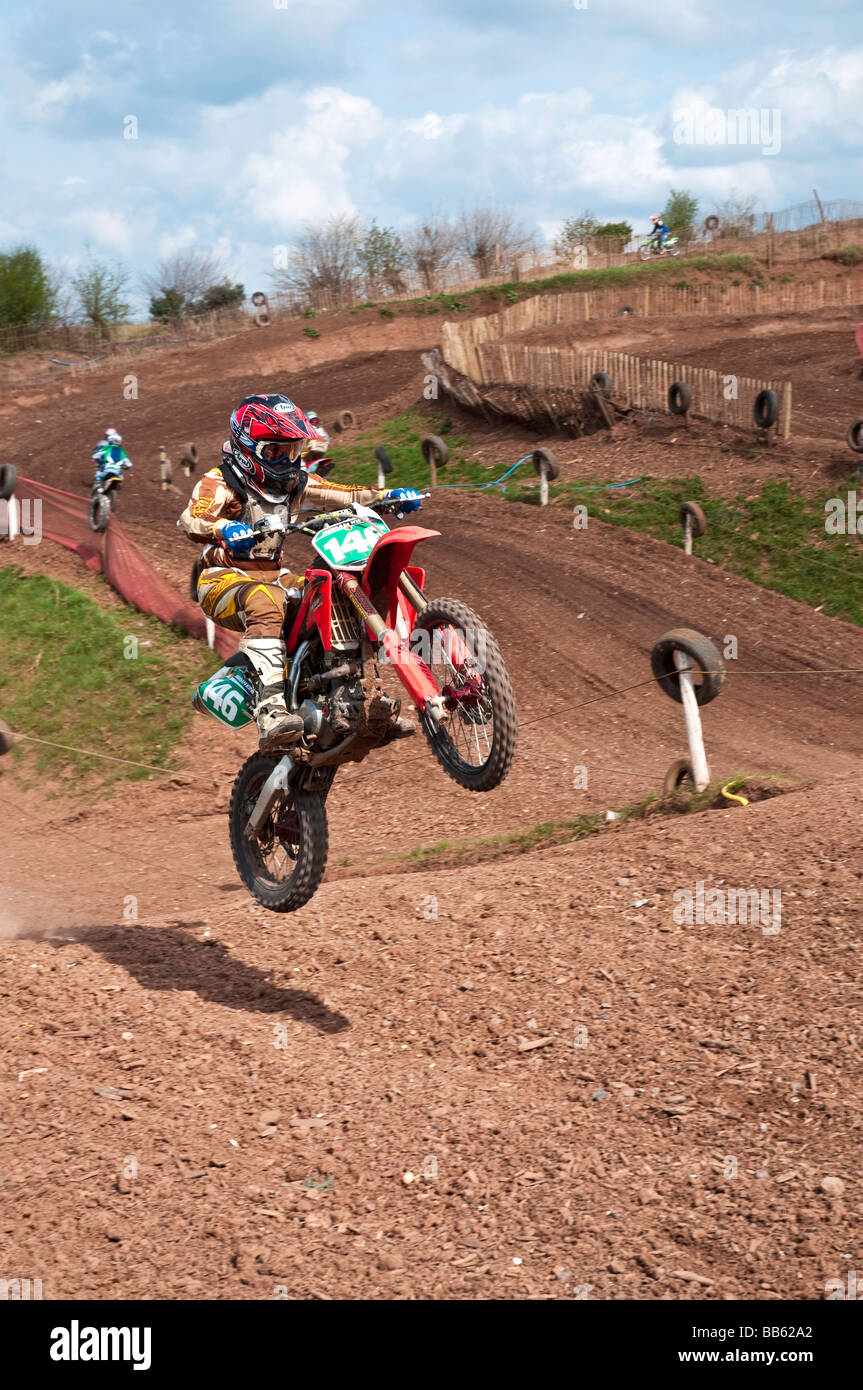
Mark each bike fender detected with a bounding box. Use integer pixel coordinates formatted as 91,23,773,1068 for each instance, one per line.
361,527,439,626
286,568,332,653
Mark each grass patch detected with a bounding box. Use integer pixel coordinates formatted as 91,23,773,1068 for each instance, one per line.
531,474,863,625
385,775,787,873
388,253,756,314
325,407,517,490
0,567,213,785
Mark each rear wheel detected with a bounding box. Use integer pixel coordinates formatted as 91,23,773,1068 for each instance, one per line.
412,598,517,792
229,753,328,911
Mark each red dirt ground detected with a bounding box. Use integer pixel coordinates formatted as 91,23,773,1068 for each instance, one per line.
1,286,862,1301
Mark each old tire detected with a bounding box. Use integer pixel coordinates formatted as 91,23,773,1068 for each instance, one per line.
88,493,111,533
0,717,12,757
679,500,708,538
704,215,720,232
334,410,355,432
375,445,393,476
250,292,268,307
846,420,863,454
229,753,329,912
663,758,695,795
0,464,17,502
590,371,613,397
669,381,692,416
651,629,725,707
532,448,559,481
421,434,449,469
412,597,517,792
754,389,780,430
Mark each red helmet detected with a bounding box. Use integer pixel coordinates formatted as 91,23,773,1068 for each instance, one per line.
228,393,316,500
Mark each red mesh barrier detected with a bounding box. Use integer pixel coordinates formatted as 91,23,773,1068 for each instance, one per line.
14,477,235,658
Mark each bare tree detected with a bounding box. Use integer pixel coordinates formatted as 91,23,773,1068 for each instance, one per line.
71,255,131,338
270,215,361,307
142,248,230,315
710,189,758,238
455,205,535,279
404,217,458,292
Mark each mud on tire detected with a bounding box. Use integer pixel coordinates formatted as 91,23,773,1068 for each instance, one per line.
229,753,329,911
412,597,517,792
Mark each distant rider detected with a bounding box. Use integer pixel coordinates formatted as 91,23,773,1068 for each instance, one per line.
179,393,421,748
302,408,330,474
92,428,132,487
647,214,670,251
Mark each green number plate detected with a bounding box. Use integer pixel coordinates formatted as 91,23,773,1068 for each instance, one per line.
196,666,255,728
312,519,387,569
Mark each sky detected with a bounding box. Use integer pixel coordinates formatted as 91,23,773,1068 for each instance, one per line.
1,0,861,312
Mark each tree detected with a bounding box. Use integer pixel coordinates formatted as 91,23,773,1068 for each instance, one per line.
0,245,55,326
554,213,599,260
404,218,457,292
357,222,408,298
593,220,633,253
662,189,699,236
271,215,361,306
192,281,245,313
71,256,131,337
142,248,229,313
710,189,758,238
455,205,535,279
149,287,186,320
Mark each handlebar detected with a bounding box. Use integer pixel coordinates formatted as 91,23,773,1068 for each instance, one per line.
252,493,431,539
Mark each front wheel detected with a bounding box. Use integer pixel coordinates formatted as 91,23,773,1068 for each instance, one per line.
229,753,328,911
412,597,517,792
88,492,111,533
638,244,652,262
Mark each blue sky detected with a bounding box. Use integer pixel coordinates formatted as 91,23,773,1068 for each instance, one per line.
1,0,861,310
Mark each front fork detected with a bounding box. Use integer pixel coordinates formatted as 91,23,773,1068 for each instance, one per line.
334,571,451,722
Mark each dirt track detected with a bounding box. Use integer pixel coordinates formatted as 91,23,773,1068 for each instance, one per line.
2,298,863,1301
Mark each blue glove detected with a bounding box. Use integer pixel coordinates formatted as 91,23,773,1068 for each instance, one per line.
218,521,257,556
384,488,422,514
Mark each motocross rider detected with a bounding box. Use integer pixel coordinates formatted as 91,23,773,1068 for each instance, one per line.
647,213,670,250
301,408,329,474
179,393,421,748
92,428,132,487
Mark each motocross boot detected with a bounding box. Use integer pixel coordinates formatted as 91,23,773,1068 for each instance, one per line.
240,637,304,748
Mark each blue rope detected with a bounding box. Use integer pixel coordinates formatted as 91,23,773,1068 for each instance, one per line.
437,456,651,493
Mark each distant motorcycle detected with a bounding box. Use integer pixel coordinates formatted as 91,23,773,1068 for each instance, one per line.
88,446,130,532
638,235,680,262
89,469,123,532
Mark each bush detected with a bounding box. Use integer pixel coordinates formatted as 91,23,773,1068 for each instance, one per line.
0,245,55,327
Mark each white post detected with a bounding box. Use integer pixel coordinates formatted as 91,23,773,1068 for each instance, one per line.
683,514,692,555
205,616,216,650
377,461,386,491
674,650,710,791
539,461,549,508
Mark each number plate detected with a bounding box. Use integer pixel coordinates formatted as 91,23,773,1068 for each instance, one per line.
311,519,388,569
195,665,255,728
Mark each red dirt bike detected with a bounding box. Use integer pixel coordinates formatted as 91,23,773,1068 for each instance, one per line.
194,496,517,910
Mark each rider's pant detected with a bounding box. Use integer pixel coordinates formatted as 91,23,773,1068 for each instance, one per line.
197,565,300,638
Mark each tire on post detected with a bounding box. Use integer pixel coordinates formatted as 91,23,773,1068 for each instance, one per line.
532,447,559,481
590,371,612,398
753,389,780,430
0,463,18,501
846,420,863,454
668,381,692,416
663,757,695,796
420,434,449,469
679,500,708,538
650,629,725,707
704,215,720,232
375,445,393,476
